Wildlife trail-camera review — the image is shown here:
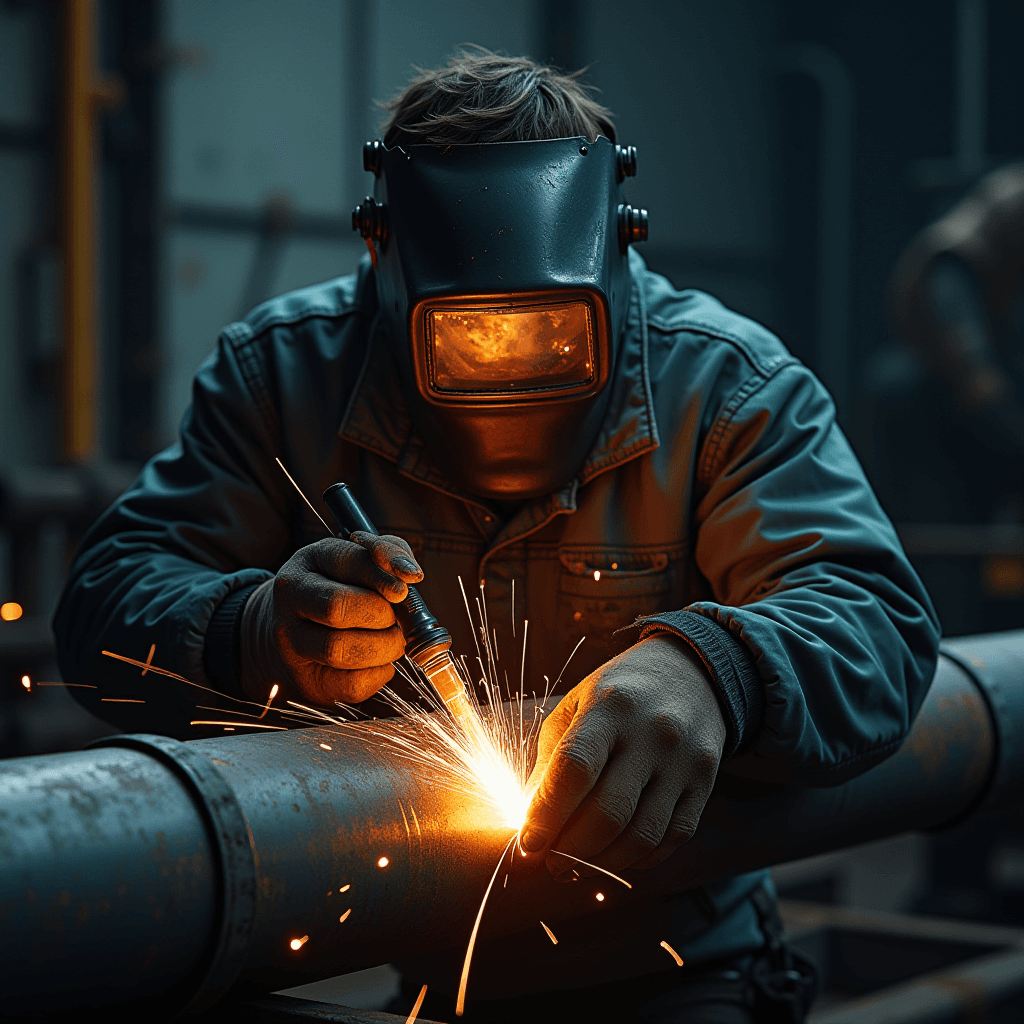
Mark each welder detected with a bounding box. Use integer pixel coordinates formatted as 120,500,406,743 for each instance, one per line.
54,50,940,1024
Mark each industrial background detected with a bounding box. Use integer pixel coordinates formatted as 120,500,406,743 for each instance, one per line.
1,0,1022,1020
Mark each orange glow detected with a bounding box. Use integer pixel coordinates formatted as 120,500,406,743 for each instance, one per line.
1,602,23,621
289,935,308,951
595,892,605,902
429,301,595,394
339,909,352,923
319,743,332,751
21,675,31,691
377,856,390,868
611,562,618,569
405,983,428,1024
660,940,684,967
540,921,558,945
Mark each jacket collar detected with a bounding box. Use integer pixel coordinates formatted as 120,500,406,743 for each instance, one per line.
339,250,660,519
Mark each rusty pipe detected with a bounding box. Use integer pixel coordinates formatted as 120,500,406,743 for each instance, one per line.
1,633,1021,1015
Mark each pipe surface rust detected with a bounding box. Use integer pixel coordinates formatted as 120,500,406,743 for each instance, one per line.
1,632,1021,1015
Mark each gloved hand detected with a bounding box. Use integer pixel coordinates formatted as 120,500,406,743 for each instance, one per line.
240,533,423,706
520,633,726,876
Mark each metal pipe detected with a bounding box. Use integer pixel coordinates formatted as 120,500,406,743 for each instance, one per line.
1,633,1021,1014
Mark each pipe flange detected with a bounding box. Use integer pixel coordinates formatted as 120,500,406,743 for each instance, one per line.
89,733,258,1014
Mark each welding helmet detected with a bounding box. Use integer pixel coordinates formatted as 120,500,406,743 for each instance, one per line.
352,135,647,499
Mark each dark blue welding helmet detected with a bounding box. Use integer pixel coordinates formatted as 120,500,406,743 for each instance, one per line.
353,136,647,500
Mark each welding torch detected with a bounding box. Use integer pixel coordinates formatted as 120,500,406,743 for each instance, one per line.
322,483,481,733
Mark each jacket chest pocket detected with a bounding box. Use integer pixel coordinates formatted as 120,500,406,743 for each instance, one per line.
557,549,677,673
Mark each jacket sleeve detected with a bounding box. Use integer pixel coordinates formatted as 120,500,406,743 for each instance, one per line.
640,361,941,785
52,328,288,738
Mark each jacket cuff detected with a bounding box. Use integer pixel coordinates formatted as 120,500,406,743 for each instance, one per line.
637,609,764,758
203,583,261,700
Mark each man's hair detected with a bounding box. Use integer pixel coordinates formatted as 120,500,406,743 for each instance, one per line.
381,47,616,148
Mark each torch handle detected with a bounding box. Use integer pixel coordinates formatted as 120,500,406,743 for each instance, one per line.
322,482,453,665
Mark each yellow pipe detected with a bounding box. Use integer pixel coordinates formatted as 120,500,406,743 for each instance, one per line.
62,0,97,462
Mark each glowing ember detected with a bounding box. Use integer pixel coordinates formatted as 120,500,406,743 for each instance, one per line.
405,983,428,1024
377,856,390,868
2,602,24,621
339,909,352,923
660,940,684,966
540,921,558,945
319,743,332,751
339,884,351,893
21,675,30,690
289,935,308,951
595,892,605,902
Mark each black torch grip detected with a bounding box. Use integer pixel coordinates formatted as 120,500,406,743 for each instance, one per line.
322,482,452,664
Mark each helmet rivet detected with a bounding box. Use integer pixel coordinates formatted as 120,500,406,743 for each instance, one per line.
363,140,384,176
579,145,588,156
615,144,638,182
617,203,648,252
351,196,388,244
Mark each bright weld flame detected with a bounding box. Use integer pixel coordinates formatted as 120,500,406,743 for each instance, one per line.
596,892,605,901
289,935,308,950
338,574,564,1017
660,940,684,966
377,856,389,868
21,675,30,691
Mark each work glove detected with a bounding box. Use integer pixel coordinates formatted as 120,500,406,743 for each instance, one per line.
240,534,423,707
520,633,726,876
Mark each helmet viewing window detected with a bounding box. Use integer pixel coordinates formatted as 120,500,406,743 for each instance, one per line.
425,300,596,396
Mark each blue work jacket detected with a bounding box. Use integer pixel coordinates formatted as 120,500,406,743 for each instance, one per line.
54,251,940,989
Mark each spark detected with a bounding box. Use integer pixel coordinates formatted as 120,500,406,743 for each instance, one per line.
550,850,632,889
259,683,280,719
339,908,352,923
289,935,308,951
540,921,558,944
553,635,586,690
21,675,30,691
595,892,605,902
275,457,335,536
660,940,684,967
36,682,96,688
102,698,145,703
405,984,428,1024
141,643,156,675
593,570,601,581
190,720,286,729
456,833,517,1017
339,884,351,893
1,602,24,621
223,727,235,731
377,856,390,868
320,743,332,751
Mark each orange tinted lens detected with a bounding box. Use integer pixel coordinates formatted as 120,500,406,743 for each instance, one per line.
429,301,594,394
